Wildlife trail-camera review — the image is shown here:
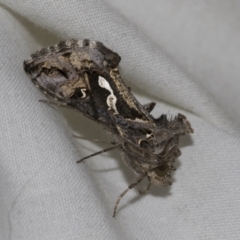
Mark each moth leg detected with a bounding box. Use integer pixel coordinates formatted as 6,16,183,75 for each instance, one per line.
77,145,118,163
73,135,116,145
143,102,156,113
113,174,146,217
139,182,152,195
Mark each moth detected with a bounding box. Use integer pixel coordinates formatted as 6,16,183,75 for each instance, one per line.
24,39,193,217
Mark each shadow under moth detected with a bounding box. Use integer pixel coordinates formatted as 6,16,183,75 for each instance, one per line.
24,39,193,217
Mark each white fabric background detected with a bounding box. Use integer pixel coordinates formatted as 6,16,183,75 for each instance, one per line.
0,0,240,239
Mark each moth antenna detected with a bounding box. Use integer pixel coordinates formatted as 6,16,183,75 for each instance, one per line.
113,174,146,217
73,135,116,145
77,145,118,163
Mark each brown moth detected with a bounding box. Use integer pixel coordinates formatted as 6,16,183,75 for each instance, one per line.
24,39,193,217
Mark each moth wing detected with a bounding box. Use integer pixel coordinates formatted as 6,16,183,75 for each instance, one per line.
24,39,153,132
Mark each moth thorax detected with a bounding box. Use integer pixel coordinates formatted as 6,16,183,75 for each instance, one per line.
152,129,175,155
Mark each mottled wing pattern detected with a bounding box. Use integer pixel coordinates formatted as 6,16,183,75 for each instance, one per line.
24,39,153,132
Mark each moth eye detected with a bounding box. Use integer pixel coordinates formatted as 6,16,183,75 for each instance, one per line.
138,139,150,149
155,163,169,177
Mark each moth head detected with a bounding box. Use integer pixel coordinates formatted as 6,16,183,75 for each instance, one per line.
142,114,193,186
139,129,182,186
147,162,176,186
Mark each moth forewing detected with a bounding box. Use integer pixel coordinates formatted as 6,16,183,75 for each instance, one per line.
24,39,193,217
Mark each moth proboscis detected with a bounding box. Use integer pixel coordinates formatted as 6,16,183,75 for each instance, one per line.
23,39,193,217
